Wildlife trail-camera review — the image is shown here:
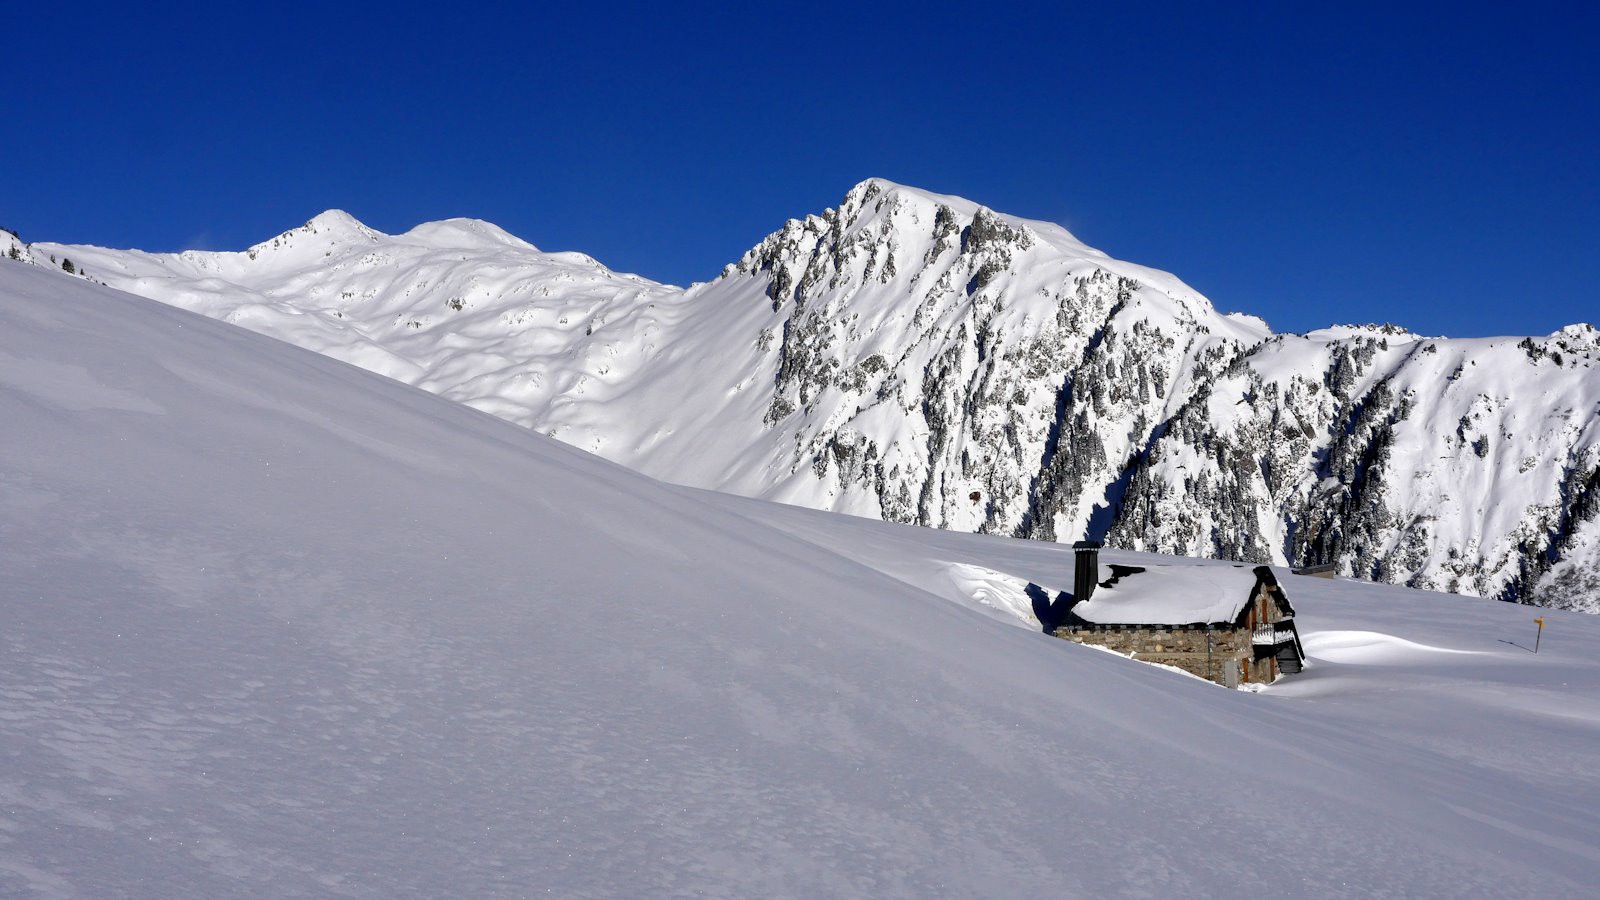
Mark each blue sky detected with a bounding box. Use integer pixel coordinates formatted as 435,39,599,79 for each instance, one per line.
6,2,1595,336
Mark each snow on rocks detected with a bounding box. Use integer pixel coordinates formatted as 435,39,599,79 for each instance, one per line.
31,182,1600,613
4,261,1600,895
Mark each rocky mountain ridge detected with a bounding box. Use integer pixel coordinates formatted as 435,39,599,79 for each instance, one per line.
20,179,1600,611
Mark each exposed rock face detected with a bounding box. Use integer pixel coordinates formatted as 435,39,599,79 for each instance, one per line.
717,180,1263,549
30,180,1600,612
1112,326,1600,608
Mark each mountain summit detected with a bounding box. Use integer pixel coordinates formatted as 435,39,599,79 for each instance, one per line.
7,232,1600,896
32,181,1600,612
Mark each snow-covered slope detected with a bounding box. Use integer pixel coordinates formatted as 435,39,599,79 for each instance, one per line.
4,261,1600,895
1113,325,1600,611
36,181,1600,612
40,210,679,431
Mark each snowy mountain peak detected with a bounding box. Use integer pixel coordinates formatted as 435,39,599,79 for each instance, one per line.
1302,322,1423,342
243,209,381,261
9,258,1600,895
401,217,540,252
1553,322,1600,347
304,208,371,233
843,177,1101,259
29,181,1600,614
734,179,1084,303
727,179,1232,353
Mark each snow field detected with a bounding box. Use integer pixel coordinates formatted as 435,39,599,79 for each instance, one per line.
4,237,1599,896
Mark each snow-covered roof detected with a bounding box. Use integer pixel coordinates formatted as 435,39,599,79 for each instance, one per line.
1069,564,1268,626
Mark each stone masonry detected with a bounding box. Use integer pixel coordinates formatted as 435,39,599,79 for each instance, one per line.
1052,574,1291,685
1052,625,1277,684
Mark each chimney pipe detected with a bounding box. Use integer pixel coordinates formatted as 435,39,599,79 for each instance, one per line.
1073,540,1102,605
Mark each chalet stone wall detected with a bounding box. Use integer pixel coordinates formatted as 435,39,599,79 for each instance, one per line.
1053,625,1281,684
1053,626,1248,681
1050,571,1298,685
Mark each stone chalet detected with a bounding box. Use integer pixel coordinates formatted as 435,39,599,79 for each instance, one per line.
1041,542,1305,687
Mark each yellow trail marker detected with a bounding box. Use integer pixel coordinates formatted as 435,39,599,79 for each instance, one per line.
1534,617,1546,653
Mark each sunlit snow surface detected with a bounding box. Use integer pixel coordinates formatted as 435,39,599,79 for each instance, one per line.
3,261,1599,896
1066,563,1262,625
35,184,1600,614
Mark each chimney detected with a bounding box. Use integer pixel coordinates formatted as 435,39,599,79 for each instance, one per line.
1073,540,1102,604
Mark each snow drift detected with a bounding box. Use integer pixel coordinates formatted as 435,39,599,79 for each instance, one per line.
4,253,1600,895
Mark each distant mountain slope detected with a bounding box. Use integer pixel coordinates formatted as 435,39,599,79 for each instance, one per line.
6,256,1600,896
37,180,1600,611
37,210,679,431
1114,324,1600,610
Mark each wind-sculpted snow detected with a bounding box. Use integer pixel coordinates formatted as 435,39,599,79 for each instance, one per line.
35,181,1600,612
42,211,681,434
7,257,1600,896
